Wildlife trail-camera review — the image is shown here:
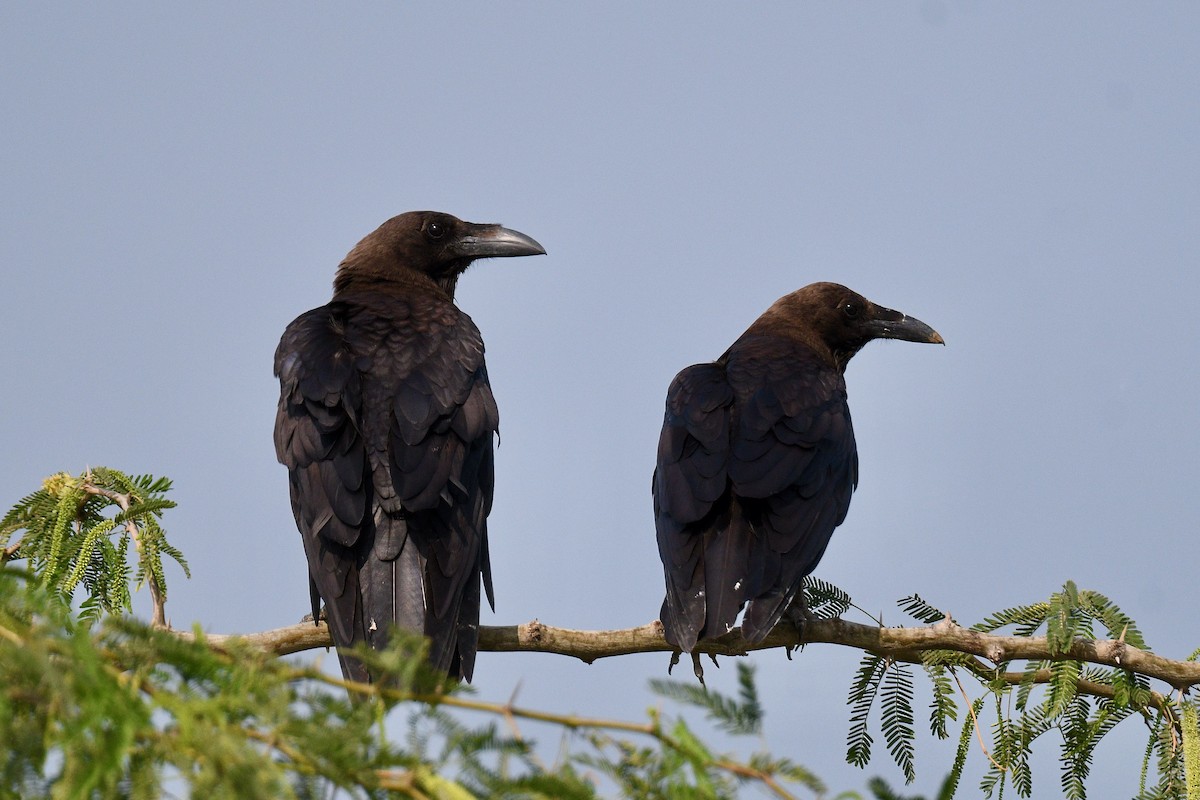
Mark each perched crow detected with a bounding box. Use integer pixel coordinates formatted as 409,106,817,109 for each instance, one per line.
274,211,545,683
654,282,942,659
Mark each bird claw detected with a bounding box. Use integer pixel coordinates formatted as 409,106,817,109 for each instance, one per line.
667,650,708,685
780,594,814,663
680,651,720,685
693,652,707,685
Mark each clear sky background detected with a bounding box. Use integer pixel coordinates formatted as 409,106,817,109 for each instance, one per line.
3,3,1198,796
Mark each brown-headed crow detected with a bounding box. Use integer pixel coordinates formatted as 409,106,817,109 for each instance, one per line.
274,211,545,683
654,282,942,667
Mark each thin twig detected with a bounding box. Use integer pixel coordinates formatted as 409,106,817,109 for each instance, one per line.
113,658,432,797
712,758,799,800
501,680,548,771
953,670,1004,771
0,622,26,646
375,770,427,798
293,668,796,797
81,480,167,628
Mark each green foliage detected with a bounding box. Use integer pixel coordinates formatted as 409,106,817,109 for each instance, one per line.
804,576,853,620
1183,701,1200,800
1,467,187,619
923,663,957,739
880,665,917,783
897,595,950,626
866,772,958,800
970,582,1146,651
1,563,466,798
2,562,844,799
580,662,828,798
946,697,984,797
5,470,1200,799
2,470,836,799
649,662,763,736
847,653,887,769
828,581,1198,799
1142,705,1188,799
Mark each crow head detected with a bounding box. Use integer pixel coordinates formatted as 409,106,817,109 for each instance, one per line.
336,211,545,297
760,282,944,372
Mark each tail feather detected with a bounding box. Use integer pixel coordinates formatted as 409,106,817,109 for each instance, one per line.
700,511,754,642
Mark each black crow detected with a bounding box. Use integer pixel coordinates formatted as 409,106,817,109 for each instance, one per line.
654,282,942,659
275,211,544,682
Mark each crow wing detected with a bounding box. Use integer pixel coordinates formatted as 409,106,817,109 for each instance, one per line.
654,362,735,652
274,293,498,681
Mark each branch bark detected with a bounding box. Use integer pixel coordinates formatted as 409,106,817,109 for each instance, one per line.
184,615,1200,690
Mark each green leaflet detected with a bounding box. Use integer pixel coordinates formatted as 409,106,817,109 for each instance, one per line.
847,653,887,769
881,665,917,783
1183,702,1200,800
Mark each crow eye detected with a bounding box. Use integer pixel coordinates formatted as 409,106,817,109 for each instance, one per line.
842,302,860,319
426,221,446,240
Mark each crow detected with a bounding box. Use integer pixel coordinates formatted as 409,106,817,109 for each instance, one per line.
654,282,942,663
274,211,544,683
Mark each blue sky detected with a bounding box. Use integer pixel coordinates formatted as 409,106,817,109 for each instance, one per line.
3,4,1198,795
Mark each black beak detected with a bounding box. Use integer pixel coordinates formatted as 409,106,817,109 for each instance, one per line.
451,223,546,259
866,306,945,345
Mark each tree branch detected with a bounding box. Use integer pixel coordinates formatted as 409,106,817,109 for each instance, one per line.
300,664,801,799
81,481,167,628
184,615,1200,690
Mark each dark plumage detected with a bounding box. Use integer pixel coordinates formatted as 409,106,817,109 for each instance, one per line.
654,282,942,657
274,211,545,683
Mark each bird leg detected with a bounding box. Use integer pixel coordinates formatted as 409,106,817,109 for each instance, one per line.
782,590,816,662
784,588,816,626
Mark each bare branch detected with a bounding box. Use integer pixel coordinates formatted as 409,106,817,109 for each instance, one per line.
184,615,1200,691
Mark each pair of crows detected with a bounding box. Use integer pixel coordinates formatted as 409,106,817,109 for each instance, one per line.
274,211,943,684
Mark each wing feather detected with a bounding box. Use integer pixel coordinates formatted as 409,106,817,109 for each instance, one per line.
654,364,734,650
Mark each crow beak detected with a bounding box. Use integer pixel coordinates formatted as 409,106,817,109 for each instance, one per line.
866,307,945,345
451,223,546,259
